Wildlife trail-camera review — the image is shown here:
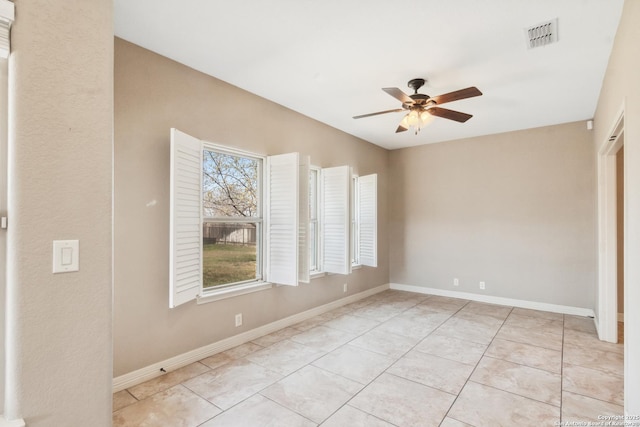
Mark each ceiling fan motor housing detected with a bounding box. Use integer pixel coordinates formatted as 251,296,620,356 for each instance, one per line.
406,79,435,109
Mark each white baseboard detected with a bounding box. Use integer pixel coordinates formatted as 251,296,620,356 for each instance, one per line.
0,416,25,427
113,283,390,392
389,283,595,317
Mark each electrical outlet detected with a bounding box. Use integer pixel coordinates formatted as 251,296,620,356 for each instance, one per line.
479,281,485,290
343,283,348,293
453,278,459,287
235,313,243,327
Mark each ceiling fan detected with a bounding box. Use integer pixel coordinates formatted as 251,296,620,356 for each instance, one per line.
353,78,482,134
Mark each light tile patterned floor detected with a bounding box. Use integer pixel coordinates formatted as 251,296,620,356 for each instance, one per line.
113,290,624,427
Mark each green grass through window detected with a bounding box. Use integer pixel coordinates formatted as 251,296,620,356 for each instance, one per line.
202,243,257,288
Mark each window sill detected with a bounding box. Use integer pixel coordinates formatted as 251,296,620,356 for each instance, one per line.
310,271,326,280
197,281,273,304
0,415,26,427
352,264,362,270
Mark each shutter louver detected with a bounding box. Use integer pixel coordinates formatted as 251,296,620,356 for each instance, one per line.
0,0,14,59
358,174,377,267
322,166,351,275
266,153,299,286
169,129,203,307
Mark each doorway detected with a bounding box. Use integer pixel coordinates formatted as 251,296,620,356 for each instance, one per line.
597,111,624,343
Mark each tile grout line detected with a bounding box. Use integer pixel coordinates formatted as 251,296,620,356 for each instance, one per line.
461,310,575,412
252,302,617,424
114,290,410,417
329,299,523,426
118,297,475,422
559,317,625,416
310,294,439,425
115,292,617,426
111,389,140,414
333,297,471,426
307,293,454,425
256,393,319,425
440,305,513,427
183,342,322,425
188,291,422,425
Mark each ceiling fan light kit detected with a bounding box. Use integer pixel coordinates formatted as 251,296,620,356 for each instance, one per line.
398,108,434,135
353,78,482,135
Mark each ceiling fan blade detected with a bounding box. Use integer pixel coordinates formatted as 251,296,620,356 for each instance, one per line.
395,125,408,133
431,87,482,105
353,108,404,119
382,87,414,105
427,107,473,123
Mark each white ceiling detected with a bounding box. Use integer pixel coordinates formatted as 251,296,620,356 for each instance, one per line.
114,0,624,150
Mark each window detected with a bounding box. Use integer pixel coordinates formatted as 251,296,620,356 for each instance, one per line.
202,149,262,289
317,169,377,274
169,129,308,307
169,129,378,307
309,167,320,273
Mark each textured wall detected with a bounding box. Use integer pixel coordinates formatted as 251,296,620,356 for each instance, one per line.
5,0,113,425
114,39,389,376
389,122,596,308
592,0,640,412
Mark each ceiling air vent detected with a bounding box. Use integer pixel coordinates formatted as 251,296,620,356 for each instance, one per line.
525,18,558,49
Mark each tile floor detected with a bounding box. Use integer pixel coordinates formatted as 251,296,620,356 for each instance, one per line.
113,290,625,427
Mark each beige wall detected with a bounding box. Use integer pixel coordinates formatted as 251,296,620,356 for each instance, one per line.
113,39,389,376
389,122,596,308
5,0,113,425
593,0,640,412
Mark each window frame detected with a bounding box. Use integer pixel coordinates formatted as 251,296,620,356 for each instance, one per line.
170,129,309,307
309,166,322,276
201,142,265,292
170,129,377,307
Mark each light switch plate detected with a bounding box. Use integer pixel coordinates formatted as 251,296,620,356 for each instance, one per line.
53,240,79,273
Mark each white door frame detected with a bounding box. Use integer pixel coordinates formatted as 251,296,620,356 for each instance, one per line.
596,105,624,343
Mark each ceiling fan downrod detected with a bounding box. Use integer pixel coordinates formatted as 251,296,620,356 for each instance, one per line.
407,78,426,94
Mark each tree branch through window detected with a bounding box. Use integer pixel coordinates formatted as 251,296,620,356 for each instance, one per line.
203,151,258,218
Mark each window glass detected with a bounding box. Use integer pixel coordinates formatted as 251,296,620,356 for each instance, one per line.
309,168,319,272
202,150,261,289
351,175,359,265
203,151,258,218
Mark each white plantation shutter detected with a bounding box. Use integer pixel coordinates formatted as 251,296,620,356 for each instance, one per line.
169,129,203,307
322,166,351,275
298,156,310,283
358,174,377,267
0,0,14,59
266,153,300,286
